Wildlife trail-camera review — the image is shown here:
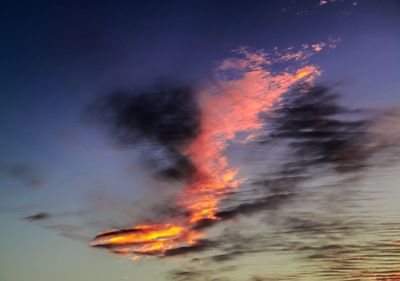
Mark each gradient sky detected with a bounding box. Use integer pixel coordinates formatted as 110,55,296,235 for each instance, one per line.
1,1,400,281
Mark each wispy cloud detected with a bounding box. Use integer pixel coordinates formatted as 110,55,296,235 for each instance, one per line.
0,163,45,188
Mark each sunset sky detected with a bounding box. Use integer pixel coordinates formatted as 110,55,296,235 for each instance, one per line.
1,1,400,281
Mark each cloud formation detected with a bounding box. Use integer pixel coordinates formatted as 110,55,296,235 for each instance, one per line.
89,44,322,257
79,41,400,281
161,84,400,280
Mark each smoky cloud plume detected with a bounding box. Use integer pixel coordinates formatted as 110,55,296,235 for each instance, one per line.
86,82,201,181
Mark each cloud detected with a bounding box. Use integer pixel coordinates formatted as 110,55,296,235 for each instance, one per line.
160,84,400,280
90,83,400,263
19,210,92,244
262,84,400,176
168,266,237,281
88,44,323,258
23,212,51,221
193,193,294,230
169,270,204,281
262,84,371,172
0,163,45,188
81,41,400,279
164,239,217,257
85,81,201,182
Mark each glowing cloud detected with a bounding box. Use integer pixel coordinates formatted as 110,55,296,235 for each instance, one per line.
91,44,322,258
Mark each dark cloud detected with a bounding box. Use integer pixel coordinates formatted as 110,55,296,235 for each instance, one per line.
164,239,217,257
283,216,353,236
169,270,204,281
193,193,294,231
169,266,237,281
217,193,293,220
23,212,51,221
93,227,144,240
0,163,45,188
86,82,201,181
263,84,371,173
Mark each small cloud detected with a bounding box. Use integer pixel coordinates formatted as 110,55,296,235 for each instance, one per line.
23,212,51,221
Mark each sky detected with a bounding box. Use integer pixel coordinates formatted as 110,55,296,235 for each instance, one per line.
1,1,400,281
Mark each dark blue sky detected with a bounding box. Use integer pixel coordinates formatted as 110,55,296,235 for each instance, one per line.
1,1,399,97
